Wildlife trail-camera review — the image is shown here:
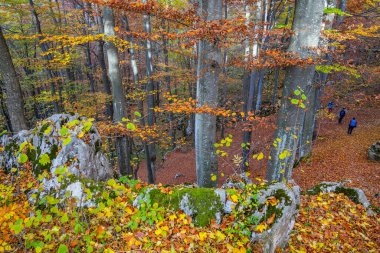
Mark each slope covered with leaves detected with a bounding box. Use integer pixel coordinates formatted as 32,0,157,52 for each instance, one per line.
1,166,379,252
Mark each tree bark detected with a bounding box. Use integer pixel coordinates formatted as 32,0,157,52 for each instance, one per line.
103,7,132,176
0,27,28,133
142,0,157,183
122,14,155,185
266,0,325,182
29,0,63,113
95,11,113,119
195,0,223,187
299,0,338,159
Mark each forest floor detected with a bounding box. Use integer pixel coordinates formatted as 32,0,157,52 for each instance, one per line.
138,101,380,207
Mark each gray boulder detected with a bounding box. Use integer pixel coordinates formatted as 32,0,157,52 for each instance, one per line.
250,182,300,253
307,181,373,215
0,114,112,202
368,141,380,161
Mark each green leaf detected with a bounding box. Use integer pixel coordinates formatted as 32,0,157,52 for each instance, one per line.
74,223,83,234
127,123,136,131
39,153,51,166
44,126,53,135
324,7,352,16
54,166,67,175
60,127,69,137
87,245,94,253
301,94,307,100
291,99,299,105
83,121,92,132
18,153,28,163
294,89,301,96
67,119,79,128
62,137,72,146
19,141,28,153
134,111,142,117
10,219,24,234
0,130,7,137
57,244,68,253
61,213,69,223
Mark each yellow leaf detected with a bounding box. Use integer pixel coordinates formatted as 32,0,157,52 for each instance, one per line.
211,174,217,181
255,223,267,233
257,152,264,161
77,131,85,138
199,232,207,241
230,195,238,203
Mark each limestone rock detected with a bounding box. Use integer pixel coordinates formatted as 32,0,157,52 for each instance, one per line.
368,141,380,161
250,182,300,253
307,181,373,215
0,114,112,202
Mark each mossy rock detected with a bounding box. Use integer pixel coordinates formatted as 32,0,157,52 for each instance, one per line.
149,188,223,227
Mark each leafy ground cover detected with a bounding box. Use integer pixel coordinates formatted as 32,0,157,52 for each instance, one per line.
1,166,379,252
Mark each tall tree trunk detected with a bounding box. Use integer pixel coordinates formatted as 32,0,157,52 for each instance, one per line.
336,0,347,26
29,0,62,113
0,85,13,132
255,69,265,111
299,0,338,159
272,68,280,108
162,20,176,149
266,0,325,182
142,0,157,183
241,0,262,171
103,7,132,176
0,27,28,133
85,42,96,93
122,14,155,184
195,0,222,187
95,11,113,119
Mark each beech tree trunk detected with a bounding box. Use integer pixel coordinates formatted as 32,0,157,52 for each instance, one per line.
142,0,157,183
123,14,155,184
195,0,222,187
103,7,132,176
241,0,262,171
266,0,325,182
0,27,28,133
299,0,337,159
95,11,113,119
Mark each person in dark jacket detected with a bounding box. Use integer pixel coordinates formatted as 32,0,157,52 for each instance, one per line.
348,117,357,134
338,108,346,124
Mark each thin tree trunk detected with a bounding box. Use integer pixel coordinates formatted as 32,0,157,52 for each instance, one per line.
96,9,113,119
336,0,347,26
122,14,155,184
29,0,62,113
266,0,325,182
0,27,28,133
195,0,223,187
241,0,262,171
142,0,157,183
103,7,132,176
272,68,280,108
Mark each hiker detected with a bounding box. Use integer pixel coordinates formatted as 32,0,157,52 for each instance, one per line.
338,108,346,124
348,117,357,134
328,102,334,113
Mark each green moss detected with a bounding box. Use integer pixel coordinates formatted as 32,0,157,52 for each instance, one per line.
335,187,360,204
149,188,223,227
304,183,330,196
257,189,291,225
